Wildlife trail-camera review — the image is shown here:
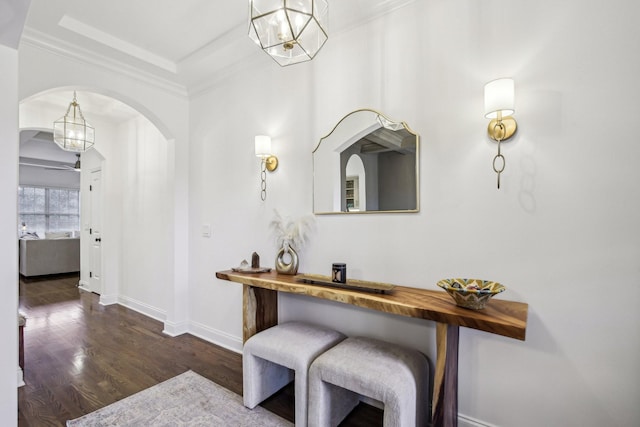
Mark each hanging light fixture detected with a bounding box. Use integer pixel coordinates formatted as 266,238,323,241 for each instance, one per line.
53,91,95,152
249,0,329,67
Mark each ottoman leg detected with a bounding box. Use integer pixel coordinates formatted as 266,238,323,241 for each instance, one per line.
243,353,294,409
309,367,359,427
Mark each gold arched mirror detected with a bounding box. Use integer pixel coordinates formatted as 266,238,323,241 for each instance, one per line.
313,109,419,214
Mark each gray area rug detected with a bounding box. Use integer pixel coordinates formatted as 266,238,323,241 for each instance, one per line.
66,370,293,427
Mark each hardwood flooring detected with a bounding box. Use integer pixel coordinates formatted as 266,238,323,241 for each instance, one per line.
18,273,382,426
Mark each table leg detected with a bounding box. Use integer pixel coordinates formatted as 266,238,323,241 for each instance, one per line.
19,323,24,370
432,322,459,427
242,285,278,343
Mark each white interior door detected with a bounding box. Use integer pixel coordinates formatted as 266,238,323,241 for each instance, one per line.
88,170,102,294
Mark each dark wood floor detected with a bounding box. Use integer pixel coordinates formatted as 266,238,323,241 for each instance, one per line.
18,273,382,426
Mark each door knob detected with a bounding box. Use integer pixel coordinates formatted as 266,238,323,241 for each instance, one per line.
95,237,101,242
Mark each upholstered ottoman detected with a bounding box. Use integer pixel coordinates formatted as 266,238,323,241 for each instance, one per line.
308,336,430,427
243,322,346,426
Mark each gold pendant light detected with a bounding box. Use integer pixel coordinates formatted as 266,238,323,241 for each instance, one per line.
249,0,329,66
53,91,95,152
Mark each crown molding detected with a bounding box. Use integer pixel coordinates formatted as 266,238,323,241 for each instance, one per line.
187,51,264,99
19,0,417,100
20,27,188,98
334,0,418,31
58,15,178,73
187,0,418,98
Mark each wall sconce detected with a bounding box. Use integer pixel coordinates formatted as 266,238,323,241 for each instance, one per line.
255,135,278,201
484,78,517,189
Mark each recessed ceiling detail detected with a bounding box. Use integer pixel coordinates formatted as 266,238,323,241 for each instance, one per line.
58,15,177,73
23,0,418,91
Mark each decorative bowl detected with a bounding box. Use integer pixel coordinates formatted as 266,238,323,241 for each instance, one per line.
437,278,506,310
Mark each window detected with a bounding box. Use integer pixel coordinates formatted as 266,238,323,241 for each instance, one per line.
18,186,80,237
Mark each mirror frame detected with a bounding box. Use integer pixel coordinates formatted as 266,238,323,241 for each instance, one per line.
312,108,420,215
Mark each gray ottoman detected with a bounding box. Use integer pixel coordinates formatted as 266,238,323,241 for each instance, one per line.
308,336,430,427
243,322,346,427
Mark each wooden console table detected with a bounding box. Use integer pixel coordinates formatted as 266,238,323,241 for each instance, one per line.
216,270,528,427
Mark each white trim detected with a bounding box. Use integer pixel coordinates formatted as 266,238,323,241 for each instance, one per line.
99,294,118,306
20,28,187,98
187,320,243,354
188,0,418,97
117,296,166,323
58,15,177,73
78,280,90,292
17,367,24,388
188,52,264,98
459,413,497,427
162,320,188,337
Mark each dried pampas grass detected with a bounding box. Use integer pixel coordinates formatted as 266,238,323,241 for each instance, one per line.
270,210,316,252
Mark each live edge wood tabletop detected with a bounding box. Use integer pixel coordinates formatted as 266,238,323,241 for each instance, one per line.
215,270,528,427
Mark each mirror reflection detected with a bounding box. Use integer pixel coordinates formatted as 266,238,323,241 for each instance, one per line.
313,109,419,214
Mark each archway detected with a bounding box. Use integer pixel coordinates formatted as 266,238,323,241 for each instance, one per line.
19,88,176,323
345,154,366,211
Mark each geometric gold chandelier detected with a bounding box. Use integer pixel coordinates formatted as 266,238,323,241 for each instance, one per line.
248,0,329,66
53,91,95,152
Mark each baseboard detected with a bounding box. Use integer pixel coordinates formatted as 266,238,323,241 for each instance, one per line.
99,296,242,354
117,295,166,323
458,413,496,427
162,320,189,337
78,280,89,290
17,367,24,388
187,320,243,354
99,294,118,305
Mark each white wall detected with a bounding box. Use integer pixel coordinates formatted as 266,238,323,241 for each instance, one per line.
117,116,171,318
188,61,314,350
0,44,19,427
191,1,640,426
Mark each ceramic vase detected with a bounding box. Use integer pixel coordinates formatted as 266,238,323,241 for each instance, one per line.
275,246,299,275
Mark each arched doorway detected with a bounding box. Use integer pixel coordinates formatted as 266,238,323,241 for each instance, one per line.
19,89,175,321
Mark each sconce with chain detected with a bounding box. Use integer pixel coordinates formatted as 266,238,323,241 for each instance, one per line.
255,135,278,201
484,78,517,189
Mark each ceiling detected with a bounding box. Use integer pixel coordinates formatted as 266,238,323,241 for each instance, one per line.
18,0,416,163
20,130,73,162
21,0,417,90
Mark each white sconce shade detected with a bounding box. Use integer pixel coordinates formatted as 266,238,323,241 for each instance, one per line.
255,135,272,157
484,78,515,118
483,78,518,189
249,0,329,66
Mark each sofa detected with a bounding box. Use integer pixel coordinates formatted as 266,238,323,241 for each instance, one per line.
19,237,80,277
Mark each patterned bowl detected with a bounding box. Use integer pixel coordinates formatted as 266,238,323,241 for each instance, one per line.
437,278,506,310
